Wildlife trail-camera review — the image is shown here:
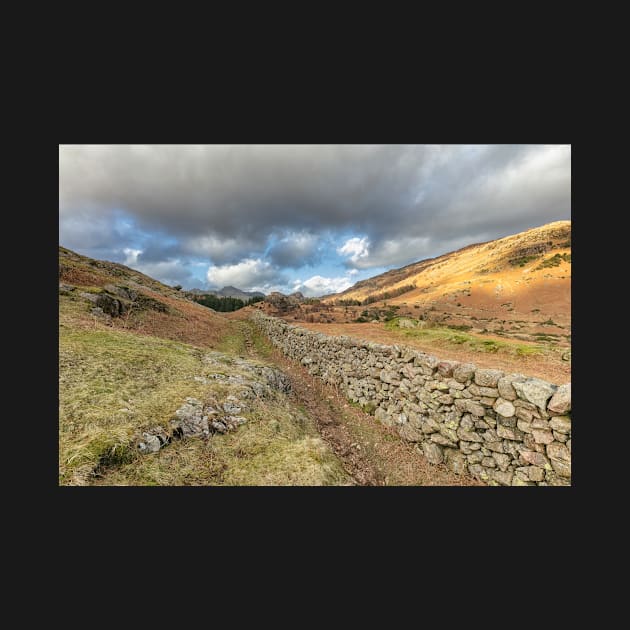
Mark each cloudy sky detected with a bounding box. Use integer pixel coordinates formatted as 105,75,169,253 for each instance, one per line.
59,145,571,296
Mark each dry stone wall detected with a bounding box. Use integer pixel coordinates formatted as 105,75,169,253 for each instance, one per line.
252,312,571,486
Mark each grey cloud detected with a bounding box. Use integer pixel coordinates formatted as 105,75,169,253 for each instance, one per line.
60,144,570,270
136,243,186,264
132,260,199,288
267,231,321,268
183,233,262,265
59,213,130,255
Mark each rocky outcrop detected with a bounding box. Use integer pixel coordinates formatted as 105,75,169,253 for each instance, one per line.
264,291,305,313
252,312,571,486
137,355,291,455
70,283,171,318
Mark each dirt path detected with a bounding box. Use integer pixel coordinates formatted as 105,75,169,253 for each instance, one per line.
232,317,483,486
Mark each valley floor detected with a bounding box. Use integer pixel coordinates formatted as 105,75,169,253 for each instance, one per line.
225,316,482,486
60,311,482,486
58,247,485,485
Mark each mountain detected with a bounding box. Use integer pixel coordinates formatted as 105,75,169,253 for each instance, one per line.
326,221,571,324
188,286,265,300
266,220,571,379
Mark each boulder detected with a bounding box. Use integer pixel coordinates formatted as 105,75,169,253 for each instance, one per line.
493,398,516,418
454,399,485,417
453,363,476,383
137,433,162,454
96,293,124,317
104,284,138,301
549,416,571,434
491,452,511,471
474,368,504,387
532,429,554,445
478,387,500,398
90,307,111,322
497,375,521,401
520,450,551,469
457,427,484,442
512,477,535,486
526,466,545,482
375,406,395,428
547,383,571,414
422,442,444,465
224,416,248,430
398,423,424,442
512,377,557,410
547,442,570,462
546,442,571,478
430,433,457,447
491,470,514,486
437,361,457,377
211,420,228,433
468,464,490,482
170,397,210,438
223,396,243,414
444,448,467,474
496,425,524,441
79,291,99,303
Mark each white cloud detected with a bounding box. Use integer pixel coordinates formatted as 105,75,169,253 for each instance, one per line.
337,236,370,264
206,258,280,291
348,269,358,276
292,274,355,298
123,248,142,266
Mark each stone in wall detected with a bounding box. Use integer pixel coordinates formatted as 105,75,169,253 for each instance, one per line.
251,312,571,486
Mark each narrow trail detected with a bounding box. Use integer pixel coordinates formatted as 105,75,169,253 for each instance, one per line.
231,317,483,486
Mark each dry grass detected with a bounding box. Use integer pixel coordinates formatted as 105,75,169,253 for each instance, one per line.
223,314,483,486
246,322,483,486
59,279,232,351
60,265,110,287
384,318,546,356
59,246,352,486
59,324,213,484
114,288,232,348
60,299,349,486
96,397,349,486
330,220,571,303
292,320,570,383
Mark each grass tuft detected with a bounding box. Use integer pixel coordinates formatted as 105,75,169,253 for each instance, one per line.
384,317,545,357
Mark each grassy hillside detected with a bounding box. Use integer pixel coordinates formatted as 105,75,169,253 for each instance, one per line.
59,247,349,486
257,222,571,382
330,221,571,307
